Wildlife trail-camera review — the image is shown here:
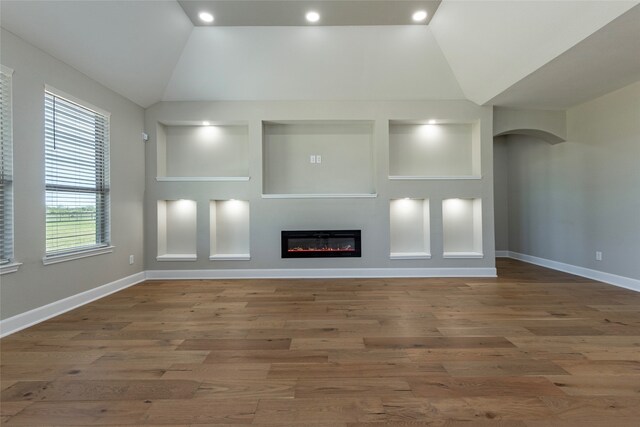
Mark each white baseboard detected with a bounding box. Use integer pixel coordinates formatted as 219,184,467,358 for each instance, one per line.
146,267,497,280
0,271,146,338
507,251,640,293
495,250,510,258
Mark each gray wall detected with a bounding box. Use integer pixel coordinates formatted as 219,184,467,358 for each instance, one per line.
144,100,495,271
493,137,509,251
0,29,145,320
495,81,640,280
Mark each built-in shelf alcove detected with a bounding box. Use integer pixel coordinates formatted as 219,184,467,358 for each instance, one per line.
389,120,481,179
156,122,250,181
209,200,250,260
157,199,197,261
262,120,376,197
442,198,483,258
390,198,431,259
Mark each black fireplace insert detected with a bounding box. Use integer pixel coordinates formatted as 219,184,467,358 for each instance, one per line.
281,230,361,258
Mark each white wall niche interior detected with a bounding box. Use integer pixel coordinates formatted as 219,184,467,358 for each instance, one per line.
210,200,251,261
262,120,376,196
390,198,431,259
156,122,250,181
389,120,481,179
157,199,197,261
442,198,483,258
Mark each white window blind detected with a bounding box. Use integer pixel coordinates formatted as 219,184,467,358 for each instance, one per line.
0,68,13,264
45,91,110,256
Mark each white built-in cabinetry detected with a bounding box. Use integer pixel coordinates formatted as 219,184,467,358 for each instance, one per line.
153,118,485,261
389,199,431,259
389,121,481,179
442,198,483,258
156,200,197,261
156,122,249,181
209,200,250,260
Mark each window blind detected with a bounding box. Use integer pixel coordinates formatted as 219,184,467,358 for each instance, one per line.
45,91,110,256
0,68,13,264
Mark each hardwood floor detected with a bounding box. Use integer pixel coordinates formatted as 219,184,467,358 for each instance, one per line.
2,258,640,426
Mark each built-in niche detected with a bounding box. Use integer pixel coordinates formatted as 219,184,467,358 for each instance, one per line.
442,198,483,258
389,198,431,259
209,200,250,260
389,121,481,179
156,122,249,181
157,199,197,261
262,120,376,197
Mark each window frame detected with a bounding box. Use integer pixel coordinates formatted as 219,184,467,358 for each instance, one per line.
0,64,18,274
43,86,113,263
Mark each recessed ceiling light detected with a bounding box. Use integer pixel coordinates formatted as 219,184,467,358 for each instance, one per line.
306,11,320,23
412,10,428,22
198,11,214,23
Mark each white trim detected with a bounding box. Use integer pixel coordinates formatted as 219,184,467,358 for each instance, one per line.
156,254,197,261
0,271,145,338
507,251,640,293
443,252,484,259
43,246,115,265
495,250,510,258
390,252,431,260
389,175,482,181
262,193,378,199
0,65,14,76
146,267,497,280
156,176,250,182
209,254,251,261
44,84,111,117
0,262,22,275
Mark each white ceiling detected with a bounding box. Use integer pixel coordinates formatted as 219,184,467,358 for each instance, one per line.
429,0,638,105
0,0,193,107
163,26,464,101
488,4,640,110
1,0,638,109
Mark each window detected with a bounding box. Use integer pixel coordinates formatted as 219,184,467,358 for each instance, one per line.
45,90,110,257
0,66,13,265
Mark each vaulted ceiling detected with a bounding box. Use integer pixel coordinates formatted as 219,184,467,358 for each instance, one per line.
1,1,638,109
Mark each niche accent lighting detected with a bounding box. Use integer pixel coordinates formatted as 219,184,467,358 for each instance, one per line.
412,10,428,22
198,11,214,23
306,11,320,23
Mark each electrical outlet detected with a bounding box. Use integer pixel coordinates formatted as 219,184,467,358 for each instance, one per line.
310,155,316,164
316,155,322,164
595,251,603,261
129,255,135,265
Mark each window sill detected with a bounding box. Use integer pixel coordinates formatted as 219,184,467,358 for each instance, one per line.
0,262,22,275
43,246,115,265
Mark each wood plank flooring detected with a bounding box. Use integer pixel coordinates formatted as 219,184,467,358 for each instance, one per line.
2,258,640,426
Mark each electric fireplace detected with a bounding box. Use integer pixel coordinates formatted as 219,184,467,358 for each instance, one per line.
281,230,361,258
